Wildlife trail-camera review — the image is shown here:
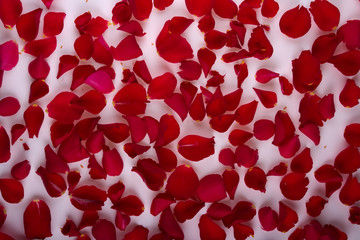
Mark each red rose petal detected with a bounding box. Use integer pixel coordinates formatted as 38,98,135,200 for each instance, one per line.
74,34,93,60
230,21,246,46
57,55,79,79
75,12,91,34
248,26,273,60
278,76,293,95
92,36,113,66
107,182,125,205
224,88,243,111
199,214,226,240
102,148,123,176
28,56,50,80
24,104,44,138
166,165,199,200
261,0,279,18
298,93,323,127
16,8,42,41
67,171,80,193
24,37,57,58
29,80,49,103
0,97,20,116
11,160,30,180
299,123,321,145
75,90,106,114
115,211,130,231
41,0,53,9
277,201,298,233
185,0,212,17
339,79,360,108
222,201,256,227
205,87,227,117
124,115,147,143
47,92,84,123
229,129,253,146
98,123,129,143
349,206,360,224
344,123,360,147
128,0,152,20
178,60,202,81
255,69,279,84
278,135,300,158
180,81,198,108
133,60,152,83
196,174,227,202
190,93,206,121
151,193,175,216
253,119,275,141
92,219,116,240
279,5,311,38
0,0,22,28
70,185,107,211
329,50,360,76
253,88,277,108
159,207,184,239
204,30,227,50
306,196,327,217
0,204,6,228
112,1,132,24
75,117,99,140
85,70,114,94
213,0,237,19
155,114,180,147
0,40,19,71
198,14,215,33
339,174,360,206
178,135,215,161
235,144,259,168
334,145,360,173
112,195,144,216
267,162,287,176
154,0,174,10
237,6,259,25
0,179,23,203
312,33,339,63
124,143,151,158
45,145,70,174
337,20,360,50
272,110,295,146
124,225,149,240
117,20,145,36
44,12,65,36
155,147,177,172
71,65,95,90
290,147,313,173
168,16,193,35
235,100,258,125
318,94,335,121
309,0,340,31
85,130,104,154
174,200,205,223
88,155,106,180
61,219,80,237
84,16,108,37
36,166,67,198
132,158,166,191
207,202,232,220
148,72,177,99
113,83,147,115
314,164,343,183
112,35,143,61
244,167,267,193
233,223,254,240
23,200,52,239
258,206,278,231
197,48,216,77
165,93,189,121
280,173,309,200
222,169,239,199
58,131,90,163
210,114,235,133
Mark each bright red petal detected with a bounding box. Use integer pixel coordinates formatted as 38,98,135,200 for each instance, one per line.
57,55,79,79
132,158,166,191
113,83,147,115
235,100,258,125
190,93,206,121
244,167,267,192
154,0,174,10
133,60,152,83
235,144,259,168
16,8,42,41
102,148,123,176
174,200,205,223
290,147,313,173
253,119,275,140
344,123,360,147
155,147,177,172
337,20,360,50
36,166,67,198
24,104,44,138
148,72,177,99
196,174,227,202
165,93,189,121
261,0,279,18
0,40,19,71
255,69,279,83
329,50,360,76
112,195,144,216
253,88,277,108
339,175,360,206
155,114,180,147
29,80,49,103
312,33,339,63
178,60,202,81
309,0,340,31
112,35,143,61
229,129,253,146
24,37,57,58
47,92,84,123
339,79,360,108
277,201,298,233
278,76,293,95
0,179,23,203
45,144,70,174
280,173,309,200
0,0,22,28
185,0,212,17
124,115,147,143
128,0,152,20
124,225,149,240
58,132,90,163
0,97,20,116
44,12,66,36
199,214,226,240
233,223,254,240
334,145,360,173
198,14,215,33
213,0,237,19
207,202,232,220
279,5,311,38
23,200,52,239
166,165,199,200
92,36,113,66
70,185,107,211
222,169,239,199
159,207,184,239
210,114,235,133
178,135,215,161
197,48,216,77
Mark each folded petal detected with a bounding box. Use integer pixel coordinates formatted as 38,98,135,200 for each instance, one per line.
235,100,258,125
112,195,144,216
290,147,313,173
155,114,180,147
23,200,52,239
57,55,79,79
306,196,327,217
132,158,166,191
36,166,67,198
92,36,113,66
277,201,298,232
58,131,90,163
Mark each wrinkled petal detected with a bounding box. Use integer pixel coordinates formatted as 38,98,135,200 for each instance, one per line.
70,185,107,211
166,165,199,200
279,5,311,38
23,200,52,239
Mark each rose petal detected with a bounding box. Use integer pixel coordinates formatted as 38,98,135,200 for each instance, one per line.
70,185,107,211
154,0,174,10
311,33,339,63
291,147,313,173
58,131,90,163
75,117,99,140
112,35,143,61
229,129,253,146
0,0,22,28
159,207,184,239
178,60,202,81
0,97,20,116
198,14,215,33
339,79,360,108
23,200,52,239
29,80,49,103
349,206,360,225
306,196,327,217
174,200,205,223
178,135,215,161
57,55,79,79
222,201,256,227
124,225,149,240
166,165,199,200
92,219,116,240
207,202,232,220
85,130,104,154
102,148,123,176
278,76,293,95
244,167,267,192
277,201,298,233
132,158,166,191
0,179,23,203
133,60,152,83
233,223,254,240
210,114,235,133
113,83,147,115
235,144,259,168
248,26,273,60
199,214,226,240
98,123,129,143
204,30,227,50
61,219,79,237
196,174,227,202
16,8,42,41
155,147,177,172
253,88,277,108
24,104,44,138
328,50,360,76
272,110,295,146
197,48,216,77
237,6,259,25
185,0,212,16
222,169,239,199
261,0,279,18
279,5,311,38
151,193,175,216
337,20,360,50
47,92,84,123
71,65,95,90
44,12,66,37
318,94,335,121
112,195,144,216
334,145,360,173
155,114,180,147
11,160,30,180
92,36,113,66
118,20,145,36
115,211,130,231
253,119,275,141
67,171,80,193
314,164,342,183
344,123,360,147
45,144,70,174
235,100,258,125
148,72,177,99
258,206,278,231
36,166,67,198
278,135,300,158
88,155,106,180
0,40,19,71
339,174,360,206
309,0,340,31
84,70,114,94
165,93,188,121
24,37,57,58
299,123,321,145
280,173,309,200
190,93,206,121
123,115,147,143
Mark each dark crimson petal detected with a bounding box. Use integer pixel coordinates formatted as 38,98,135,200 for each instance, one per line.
334,145,360,173
70,185,107,211
205,87,227,117
112,35,143,61
178,135,215,161
312,33,339,63
84,16,108,37
74,12,91,34
253,119,275,141
124,225,149,240
289,227,305,240
117,20,145,36
155,114,180,147
258,206,278,231
74,34,93,60
112,1,132,24
261,0,279,18
115,211,130,231
0,204,6,228
174,200,204,223
267,162,287,176
196,174,226,202
123,115,147,143
76,90,106,114
233,223,254,240
206,71,224,87
224,88,242,111
107,181,125,205
45,144,70,174
165,93,188,121
24,104,44,138
230,21,246,46
255,69,279,84
279,5,311,38
47,92,84,123
198,14,215,33
204,30,227,50
337,20,360,50
235,144,259,168
190,93,205,121
185,0,212,17
67,171,80,193
156,21,193,63
148,72,177,99
234,62,248,88
290,147,313,173
277,201,298,233
229,129,253,146
207,202,232,220
213,0,237,19
178,60,202,81
298,93,323,126
154,0,173,10
0,97,20,116
309,0,340,31
329,50,360,76
349,206,360,224
248,26,273,60
159,207,184,239
197,48,216,77
28,56,50,80
71,65,95,90
57,55,79,79
85,130,104,154
166,164,199,200
280,173,309,200
272,110,295,146
29,79,49,103
344,123,360,147
253,88,277,108
0,179,23,203
292,50,322,93
339,79,360,108
43,12,65,37
237,6,259,25
318,94,335,121
156,147,177,172
11,160,30,180
98,123,129,143
58,132,90,163
0,0,22,28
88,155,107,180
223,201,256,227
169,16,193,35
112,195,144,216
41,0,53,9
85,70,114,94
314,164,342,183
278,135,300,158
113,83,147,115
244,167,267,192
133,60,152,83
235,100,258,125
92,219,116,240
75,117,99,140
92,36,113,66
0,40,19,71
210,114,235,133
199,214,226,240
151,193,175,216
24,37,57,58
23,200,52,239
306,196,327,217
36,166,67,198
16,8,42,41
102,148,123,176
132,158,166,191
220,148,237,169
222,169,239,199
128,0,152,20
180,81,197,107
339,175,360,206
299,123,320,145
278,76,293,95
61,220,80,237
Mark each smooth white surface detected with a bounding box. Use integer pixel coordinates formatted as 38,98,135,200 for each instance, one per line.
0,0,359,239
